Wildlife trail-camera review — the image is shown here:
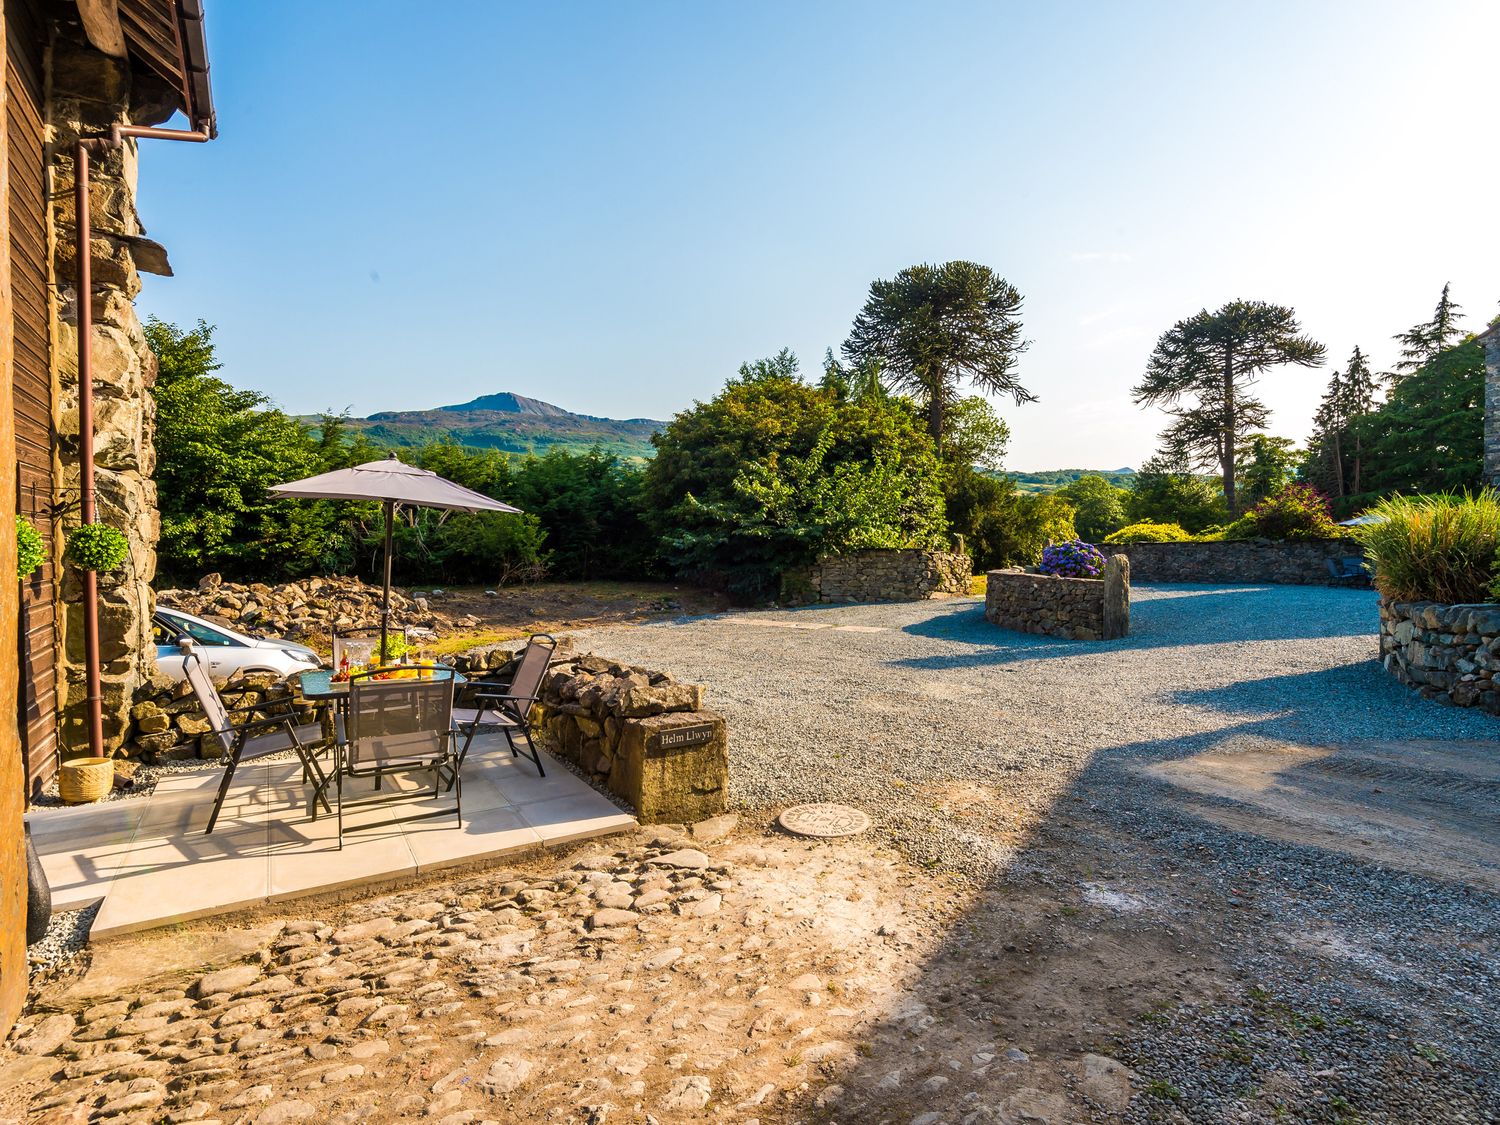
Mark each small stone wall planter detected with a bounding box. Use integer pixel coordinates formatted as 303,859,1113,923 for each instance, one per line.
1379,598,1500,714
452,644,728,825
785,548,971,604
984,555,1130,641
1113,539,1362,585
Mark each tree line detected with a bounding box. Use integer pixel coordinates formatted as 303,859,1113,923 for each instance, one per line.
147,271,1494,598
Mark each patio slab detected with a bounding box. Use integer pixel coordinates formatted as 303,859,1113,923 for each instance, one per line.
26,733,636,941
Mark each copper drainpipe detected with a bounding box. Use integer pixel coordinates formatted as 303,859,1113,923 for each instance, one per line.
73,125,208,757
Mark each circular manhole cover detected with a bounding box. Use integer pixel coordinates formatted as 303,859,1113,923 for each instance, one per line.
777,803,872,838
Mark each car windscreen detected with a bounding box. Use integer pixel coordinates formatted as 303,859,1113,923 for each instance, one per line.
156,612,240,647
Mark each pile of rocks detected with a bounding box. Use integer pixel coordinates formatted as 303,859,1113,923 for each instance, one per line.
156,574,482,643
1380,598,1500,713
122,673,321,763
984,557,1130,641
449,643,727,824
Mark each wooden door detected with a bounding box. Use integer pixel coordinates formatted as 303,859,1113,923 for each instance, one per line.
0,0,45,1043
7,0,56,797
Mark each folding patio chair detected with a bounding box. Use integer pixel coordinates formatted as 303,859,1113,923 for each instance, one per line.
454,633,556,780
336,666,460,846
182,641,330,834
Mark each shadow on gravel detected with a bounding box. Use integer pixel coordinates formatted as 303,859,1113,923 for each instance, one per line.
813,723,1500,1125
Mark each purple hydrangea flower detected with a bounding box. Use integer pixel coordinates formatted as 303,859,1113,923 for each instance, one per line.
1038,539,1106,578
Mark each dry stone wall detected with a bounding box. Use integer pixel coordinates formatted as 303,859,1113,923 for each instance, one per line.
984,556,1130,641
1114,539,1363,585
121,673,322,764
448,645,728,825
787,549,971,603
1379,599,1500,714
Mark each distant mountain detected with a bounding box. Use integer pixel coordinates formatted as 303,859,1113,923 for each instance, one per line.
322,393,667,460
1005,468,1136,493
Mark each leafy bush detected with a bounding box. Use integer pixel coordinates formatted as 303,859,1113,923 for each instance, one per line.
1038,539,1106,578
15,516,45,581
66,524,130,573
1245,482,1340,540
1193,518,1257,542
1125,456,1228,532
1353,491,1500,604
946,467,1077,569
645,353,947,599
1105,520,1191,544
1056,475,1129,542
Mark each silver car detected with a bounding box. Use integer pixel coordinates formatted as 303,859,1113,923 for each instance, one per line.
153,605,321,682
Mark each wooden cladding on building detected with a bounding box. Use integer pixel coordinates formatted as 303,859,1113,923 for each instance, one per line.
7,0,59,796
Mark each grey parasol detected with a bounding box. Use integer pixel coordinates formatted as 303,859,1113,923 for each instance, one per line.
271,454,521,658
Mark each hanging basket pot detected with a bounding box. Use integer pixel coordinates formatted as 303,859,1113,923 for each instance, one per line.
65,523,129,574
15,515,46,582
58,755,114,803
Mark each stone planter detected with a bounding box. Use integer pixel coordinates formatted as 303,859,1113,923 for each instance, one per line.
1379,598,1500,713
984,555,1130,641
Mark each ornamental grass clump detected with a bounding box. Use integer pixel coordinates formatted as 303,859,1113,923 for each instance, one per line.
1038,539,1106,578
1353,491,1500,605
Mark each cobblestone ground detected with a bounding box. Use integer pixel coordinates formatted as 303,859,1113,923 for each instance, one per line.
0,826,969,1125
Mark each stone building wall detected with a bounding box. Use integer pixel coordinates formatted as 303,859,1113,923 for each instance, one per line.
1379,598,1500,714
786,549,971,604
48,24,177,754
984,556,1130,641
1481,323,1500,487
1114,539,1363,585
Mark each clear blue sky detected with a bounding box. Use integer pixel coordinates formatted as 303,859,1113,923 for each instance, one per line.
136,0,1498,470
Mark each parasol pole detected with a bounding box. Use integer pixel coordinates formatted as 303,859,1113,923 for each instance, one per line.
381,498,394,662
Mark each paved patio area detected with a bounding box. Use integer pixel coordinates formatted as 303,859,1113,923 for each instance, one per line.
26,732,634,940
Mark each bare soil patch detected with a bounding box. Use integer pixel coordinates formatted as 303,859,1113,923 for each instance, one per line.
428,582,728,655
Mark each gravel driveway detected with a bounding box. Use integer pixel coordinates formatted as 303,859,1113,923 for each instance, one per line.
576,584,1491,868
576,585,1500,1123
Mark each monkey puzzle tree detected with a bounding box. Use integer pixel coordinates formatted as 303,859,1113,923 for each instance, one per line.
842,260,1033,447
1133,300,1325,513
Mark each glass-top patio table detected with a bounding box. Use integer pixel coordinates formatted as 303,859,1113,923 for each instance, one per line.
299,668,471,744
299,666,468,708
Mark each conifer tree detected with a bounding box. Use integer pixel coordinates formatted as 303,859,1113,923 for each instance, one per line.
1393,283,1465,377
1306,346,1381,500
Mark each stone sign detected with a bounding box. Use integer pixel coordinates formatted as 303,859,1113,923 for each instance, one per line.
651,722,716,753
778,803,872,838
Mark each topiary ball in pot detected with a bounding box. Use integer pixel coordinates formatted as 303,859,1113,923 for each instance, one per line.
15,515,45,581
66,523,130,573
1038,539,1107,578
